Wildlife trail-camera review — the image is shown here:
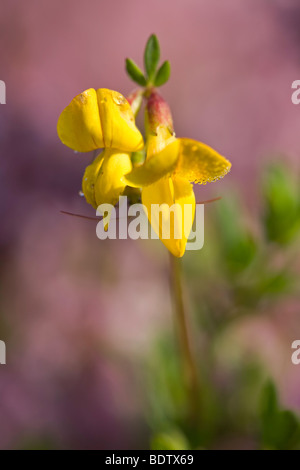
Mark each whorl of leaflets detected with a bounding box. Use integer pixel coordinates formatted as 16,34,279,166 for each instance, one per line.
126,35,171,88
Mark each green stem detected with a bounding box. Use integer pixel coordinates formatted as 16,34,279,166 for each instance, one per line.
169,254,200,426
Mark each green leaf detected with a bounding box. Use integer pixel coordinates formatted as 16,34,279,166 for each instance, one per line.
256,271,292,297
154,61,171,87
144,34,160,80
151,431,190,451
261,381,278,420
215,196,257,273
125,58,147,86
260,381,300,450
262,163,300,245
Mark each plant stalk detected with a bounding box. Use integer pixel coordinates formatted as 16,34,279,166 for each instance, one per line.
169,254,200,426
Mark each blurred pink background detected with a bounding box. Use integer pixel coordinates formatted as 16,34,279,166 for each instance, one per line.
0,0,300,449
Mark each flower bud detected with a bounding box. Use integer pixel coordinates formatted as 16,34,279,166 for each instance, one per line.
145,90,174,135
126,89,143,117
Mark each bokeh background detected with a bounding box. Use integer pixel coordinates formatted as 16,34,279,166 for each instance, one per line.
0,0,300,450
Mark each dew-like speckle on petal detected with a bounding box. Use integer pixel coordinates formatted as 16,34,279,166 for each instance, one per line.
78,93,88,104
175,139,231,185
112,93,126,106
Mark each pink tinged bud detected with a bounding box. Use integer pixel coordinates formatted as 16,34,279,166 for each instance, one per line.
146,90,174,135
127,89,143,117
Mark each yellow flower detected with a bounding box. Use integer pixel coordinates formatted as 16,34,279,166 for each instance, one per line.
58,86,231,256
57,88,143,152
82,149,132,209
57,88,144,216
125,93,231,257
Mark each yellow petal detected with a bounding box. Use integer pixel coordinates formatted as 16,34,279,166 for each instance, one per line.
142,176,195,258
125,139,180,188
82,152,104,208
57,89,104,152
57,88,144,153
175,138,231,184
146,125,176,156
94,149,132,208
96,89,144,152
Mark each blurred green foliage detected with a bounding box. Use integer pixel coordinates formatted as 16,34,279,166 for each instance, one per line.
145,162,300,450
151,430,190,451
263,163,300,245
261,381,300,450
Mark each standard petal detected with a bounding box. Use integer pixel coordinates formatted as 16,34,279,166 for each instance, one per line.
82,152,105,208
57,88,144,153
125,139,180,188
142,176,195,258
96,89,144,152
175,138,231,184
57,89,104,152
94,149,132,208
